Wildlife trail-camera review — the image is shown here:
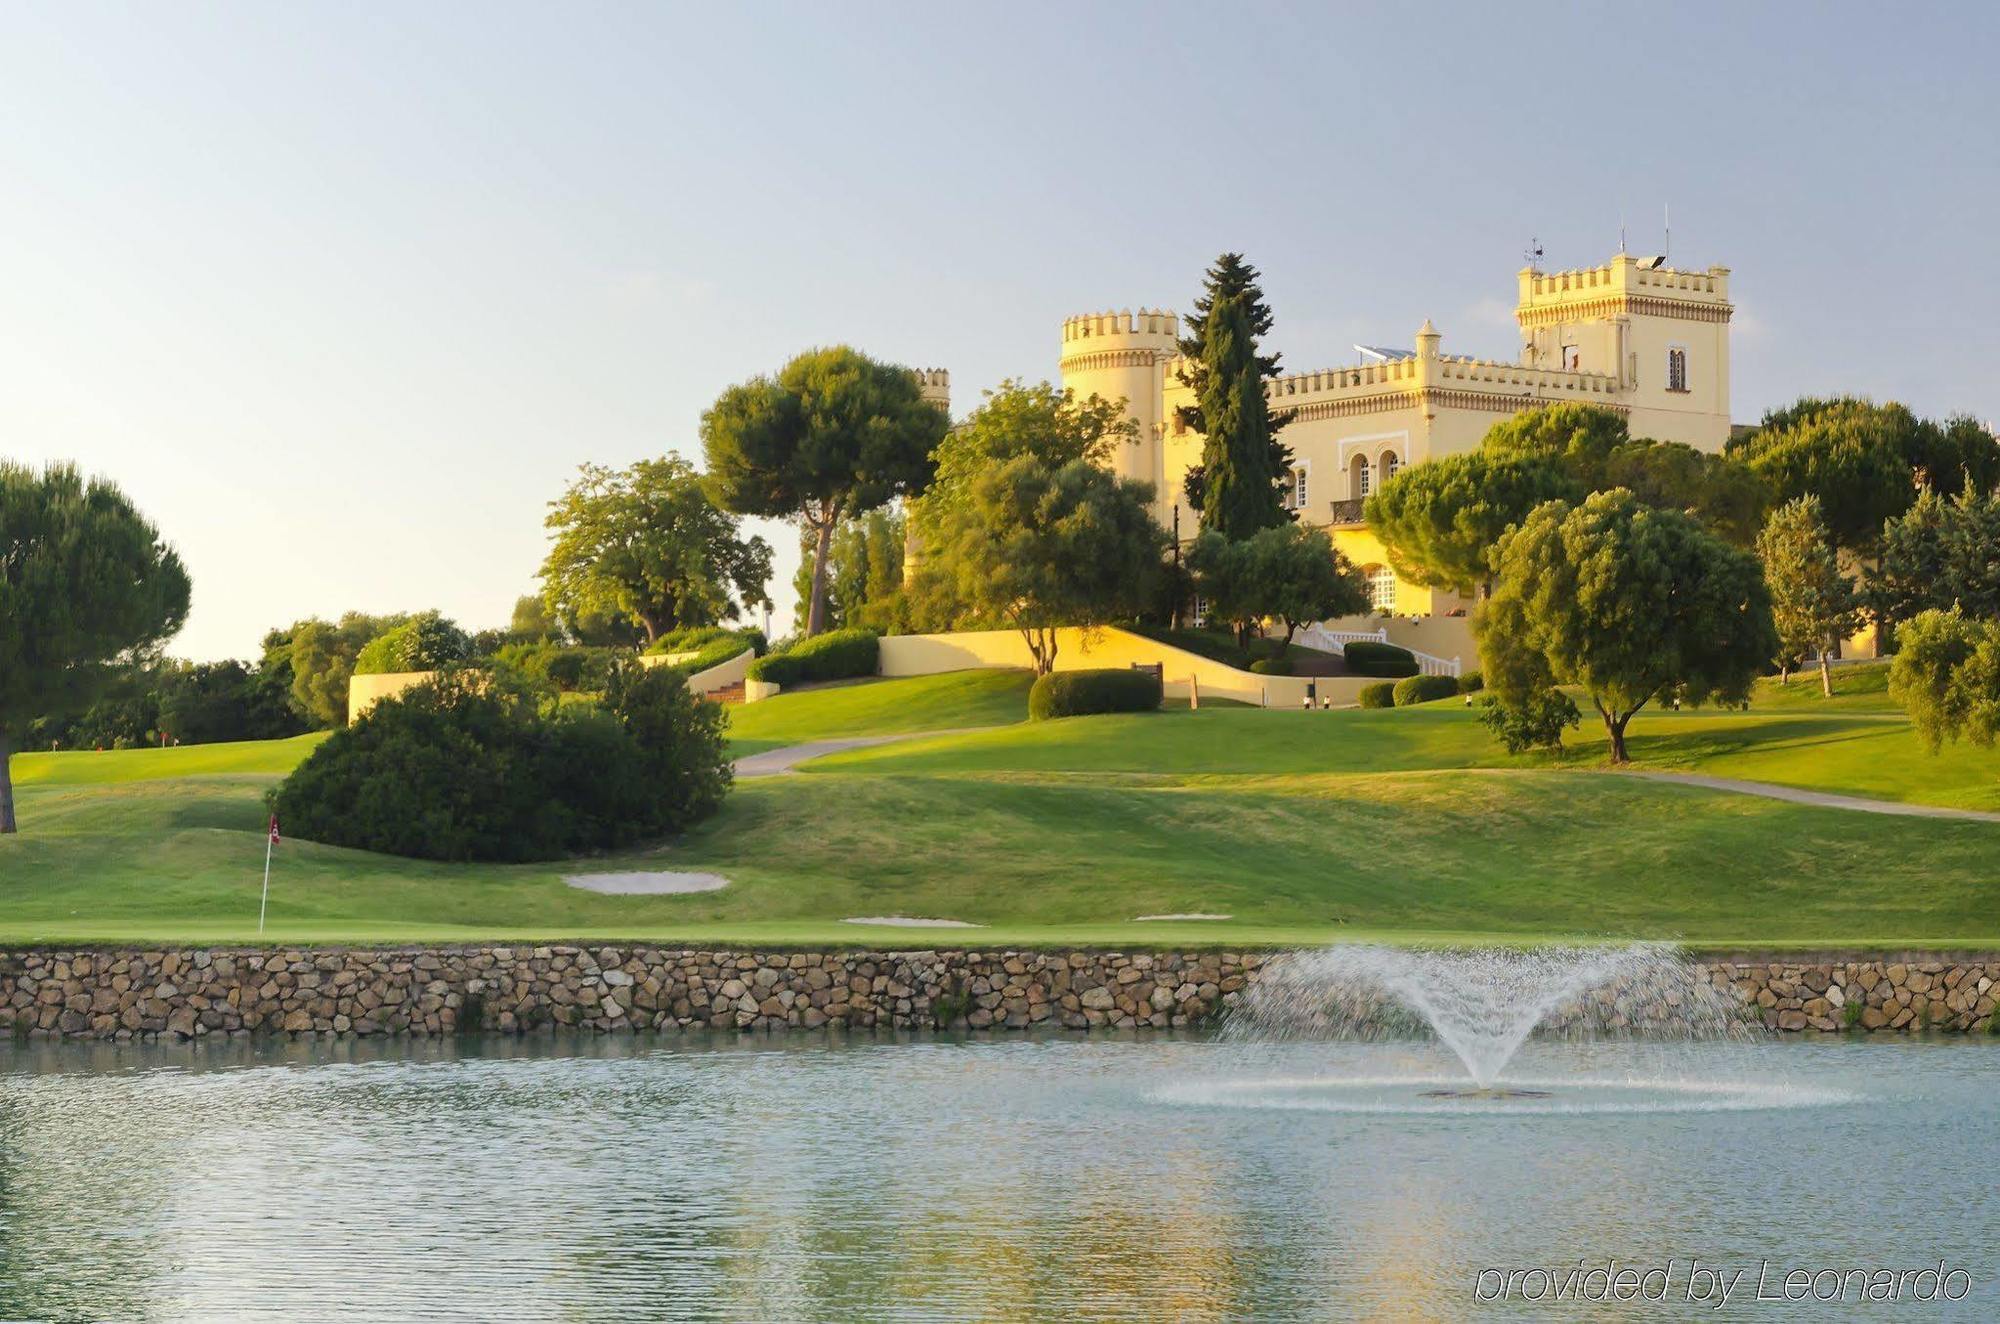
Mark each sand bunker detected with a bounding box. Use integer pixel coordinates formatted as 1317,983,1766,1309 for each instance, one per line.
1132,913,1233,922
564,871,730,896
840,916,984,928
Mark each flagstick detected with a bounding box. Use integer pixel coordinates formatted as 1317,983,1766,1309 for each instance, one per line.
258,831,273,935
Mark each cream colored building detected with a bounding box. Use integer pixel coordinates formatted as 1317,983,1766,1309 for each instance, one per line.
1058,254,1734,616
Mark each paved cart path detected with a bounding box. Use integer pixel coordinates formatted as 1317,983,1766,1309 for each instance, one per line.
1627,771,2000,823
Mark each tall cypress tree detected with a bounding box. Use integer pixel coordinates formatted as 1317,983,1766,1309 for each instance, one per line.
1174,253,1294,511
1197,293,1287,537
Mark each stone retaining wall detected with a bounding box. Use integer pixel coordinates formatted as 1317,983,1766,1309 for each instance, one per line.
0,946,1993,1042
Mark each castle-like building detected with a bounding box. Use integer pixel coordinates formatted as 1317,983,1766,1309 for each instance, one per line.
1057,253,1735,616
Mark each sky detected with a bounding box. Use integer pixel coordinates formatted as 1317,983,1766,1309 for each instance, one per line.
4,2,1997,661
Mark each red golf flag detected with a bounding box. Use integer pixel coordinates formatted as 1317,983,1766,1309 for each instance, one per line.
268,815,280,846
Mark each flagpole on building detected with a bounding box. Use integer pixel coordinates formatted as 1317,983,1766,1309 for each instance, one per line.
258,815,277,935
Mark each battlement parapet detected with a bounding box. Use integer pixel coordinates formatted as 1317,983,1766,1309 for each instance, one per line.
1061,307,1180,357
1518,255,1731,314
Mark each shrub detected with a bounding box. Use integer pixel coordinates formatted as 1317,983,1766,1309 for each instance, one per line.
493,642,619,694
1357,682,1396,709
1393,674,1459,706
1479,689,1582,754
270,667,729,862
746,627,879,687
1028,668,1163,720
352,611,473,676
1248,656,1292,676
646,624,766,658
1342,640,1419,677
1457,669,1484,695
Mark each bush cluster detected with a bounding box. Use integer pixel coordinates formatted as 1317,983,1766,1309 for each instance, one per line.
746,628,879,687
352,612,473,676
492,642,621,694
1393,674,1460,706
1357,682,1397,709
269,666,730,862
1028,668,1163,720
1457,669,1485,695
1248,656,1292,676
1342,641,1419,677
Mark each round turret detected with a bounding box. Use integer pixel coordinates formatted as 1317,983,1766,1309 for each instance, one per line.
1059,308,1179,492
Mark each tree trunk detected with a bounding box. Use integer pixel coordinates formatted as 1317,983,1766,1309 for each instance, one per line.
0,731,15,835
1604,711,1631,765
1819,648,1834,699
806,513,836,636
1021,627,1056,675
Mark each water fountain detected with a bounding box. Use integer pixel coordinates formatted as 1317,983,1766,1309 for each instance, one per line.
1162,944,1813,1114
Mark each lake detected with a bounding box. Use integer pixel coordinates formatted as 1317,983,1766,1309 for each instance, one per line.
0,1032,1992,1320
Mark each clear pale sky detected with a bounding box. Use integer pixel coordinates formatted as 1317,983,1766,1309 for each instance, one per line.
4,2,1995,660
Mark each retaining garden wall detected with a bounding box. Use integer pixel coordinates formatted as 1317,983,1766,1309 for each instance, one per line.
0,947,1992,1042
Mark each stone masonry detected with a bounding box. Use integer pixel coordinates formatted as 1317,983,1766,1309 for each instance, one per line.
0,947,1991,1042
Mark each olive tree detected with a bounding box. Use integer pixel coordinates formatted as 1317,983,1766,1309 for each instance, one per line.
1756,496,1860,696
0,463,191,831
922,455,1163,674
540,456,772,645
1478,490,1776,764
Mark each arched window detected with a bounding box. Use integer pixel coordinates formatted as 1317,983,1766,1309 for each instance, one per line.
1365,565,1397,611
1380,451,1400,483
1350,453,1372,500
1293,466,1309,509
1667,347,1689,392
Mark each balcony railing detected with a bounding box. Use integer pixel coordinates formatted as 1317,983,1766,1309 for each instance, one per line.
1325,498,1367,526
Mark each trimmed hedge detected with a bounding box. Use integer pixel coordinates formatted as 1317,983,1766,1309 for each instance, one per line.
1357,682,1396,709
1457,669,1484,695
1248,656,1292,676
646,625,766,658
1028,668,1163,720
746,628,880,687
1393,673,1460,706
1341,640,1419,677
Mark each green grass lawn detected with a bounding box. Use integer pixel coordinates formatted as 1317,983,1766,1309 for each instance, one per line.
2,664,1995,948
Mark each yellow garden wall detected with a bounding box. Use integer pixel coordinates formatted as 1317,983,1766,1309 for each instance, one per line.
878,627,1379,707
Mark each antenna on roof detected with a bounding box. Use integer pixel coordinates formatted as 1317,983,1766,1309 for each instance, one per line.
1664,204,1671,263
1524,236,1544,270
1619,211,1627,255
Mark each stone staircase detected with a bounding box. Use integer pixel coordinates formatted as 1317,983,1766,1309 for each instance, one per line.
700,681,746,705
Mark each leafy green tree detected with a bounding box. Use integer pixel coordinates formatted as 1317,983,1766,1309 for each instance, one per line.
702,346,947,636
905,381,1140,635
1871,482,2000,628
1932,415,2000,494
1479,687,1581,754
1756,496,1860,695
922,454,1164,674
1174,253,1294,503
1195,292,1290,537
540,456,771,646
791,507,904,631
1188,525,1367,650
509,594,560,643
1364,450,1580,591
1601,440,1770,546
352,610,474,676
281,612,403,728
1888,607,2000,753
1478,490,1776,763
1482,403,1633,490
1734,398,1926,553
0,462,190,831
157,660,304,746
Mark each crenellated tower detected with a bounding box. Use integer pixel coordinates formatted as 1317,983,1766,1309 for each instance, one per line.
1058,308,1179,511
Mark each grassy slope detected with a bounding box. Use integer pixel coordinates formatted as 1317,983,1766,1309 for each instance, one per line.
2,663,1996,947
724,669,1033,757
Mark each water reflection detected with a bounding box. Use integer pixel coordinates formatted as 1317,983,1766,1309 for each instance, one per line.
0,1032,1993,1320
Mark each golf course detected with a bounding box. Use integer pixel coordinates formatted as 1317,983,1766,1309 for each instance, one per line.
5,662,1998,949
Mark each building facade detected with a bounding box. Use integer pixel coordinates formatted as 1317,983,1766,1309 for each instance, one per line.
1058,255,1735,616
